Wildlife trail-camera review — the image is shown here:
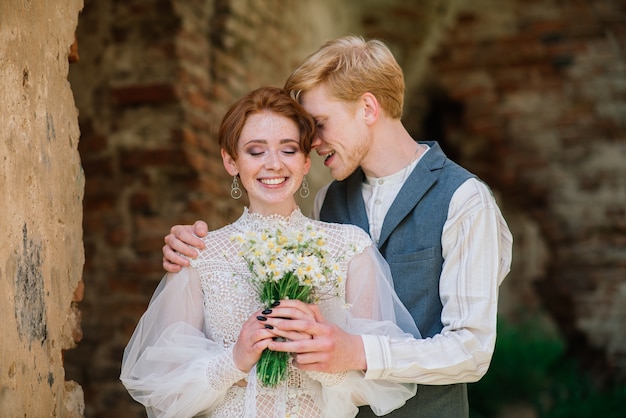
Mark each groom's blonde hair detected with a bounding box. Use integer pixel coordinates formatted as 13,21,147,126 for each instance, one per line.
284,35,405,119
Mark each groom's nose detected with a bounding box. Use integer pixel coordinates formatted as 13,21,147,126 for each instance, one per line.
311,135,322,150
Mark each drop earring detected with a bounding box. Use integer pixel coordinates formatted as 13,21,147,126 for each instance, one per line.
230,175,242,200
299,176,310,198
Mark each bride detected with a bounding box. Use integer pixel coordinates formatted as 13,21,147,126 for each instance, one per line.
120,86,419,418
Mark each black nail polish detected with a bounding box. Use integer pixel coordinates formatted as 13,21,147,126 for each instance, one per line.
256,315,267,321
271,301,280,307
264,324,274,330
262,309,272,315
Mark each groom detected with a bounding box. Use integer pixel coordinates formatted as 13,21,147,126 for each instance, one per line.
162,35,512,417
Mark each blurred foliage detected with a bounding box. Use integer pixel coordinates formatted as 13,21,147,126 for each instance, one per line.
468,316,626,418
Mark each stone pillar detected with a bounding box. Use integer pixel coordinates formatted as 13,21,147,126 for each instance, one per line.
0,0,86,416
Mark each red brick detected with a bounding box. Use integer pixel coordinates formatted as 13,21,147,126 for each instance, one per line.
111,83,177,105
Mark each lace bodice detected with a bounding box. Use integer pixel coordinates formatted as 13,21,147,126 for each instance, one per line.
191,208,371,347
121,208,417,418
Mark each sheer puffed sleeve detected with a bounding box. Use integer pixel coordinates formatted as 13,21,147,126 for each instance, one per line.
120,268,247,418
309,240,420,417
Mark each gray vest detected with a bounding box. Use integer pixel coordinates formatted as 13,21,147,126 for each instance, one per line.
320,141,473,417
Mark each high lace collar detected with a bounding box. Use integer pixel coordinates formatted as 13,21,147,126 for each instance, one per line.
233,207,310,233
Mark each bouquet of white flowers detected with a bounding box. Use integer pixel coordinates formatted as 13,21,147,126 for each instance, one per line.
233,225,343,387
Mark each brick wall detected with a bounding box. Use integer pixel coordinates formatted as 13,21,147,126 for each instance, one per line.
426,0,626,375
65,0,358,416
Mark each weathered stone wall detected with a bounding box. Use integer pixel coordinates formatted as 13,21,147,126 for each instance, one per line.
0,0,85,416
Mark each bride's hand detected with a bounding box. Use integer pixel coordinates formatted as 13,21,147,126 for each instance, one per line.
232,309,277,373
262,300,317,341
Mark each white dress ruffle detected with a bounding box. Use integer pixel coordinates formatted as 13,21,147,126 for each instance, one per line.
121,208,419,417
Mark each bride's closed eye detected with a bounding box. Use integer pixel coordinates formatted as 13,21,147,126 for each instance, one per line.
281,147,298,155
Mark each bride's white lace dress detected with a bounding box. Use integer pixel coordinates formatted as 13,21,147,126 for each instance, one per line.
121,208,417,418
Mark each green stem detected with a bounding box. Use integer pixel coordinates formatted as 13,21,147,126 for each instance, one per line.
256,272,312,386
257,349,290,387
